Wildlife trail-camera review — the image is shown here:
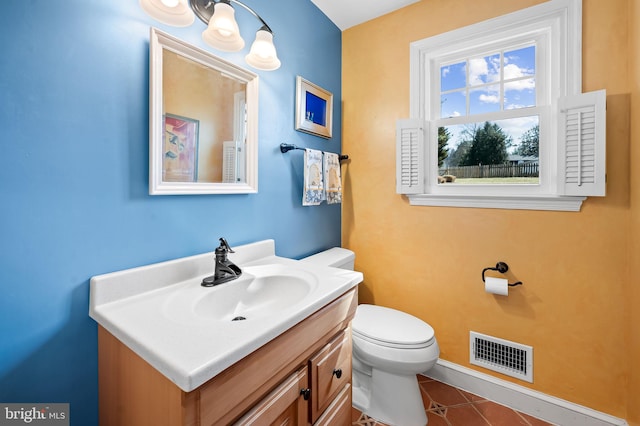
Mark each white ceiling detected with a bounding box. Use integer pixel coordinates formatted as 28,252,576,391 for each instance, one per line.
310,0,420,30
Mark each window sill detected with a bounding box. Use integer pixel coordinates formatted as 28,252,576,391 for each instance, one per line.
406,194,586,211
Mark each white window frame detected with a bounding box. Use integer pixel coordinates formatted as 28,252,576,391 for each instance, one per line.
399,0,604,211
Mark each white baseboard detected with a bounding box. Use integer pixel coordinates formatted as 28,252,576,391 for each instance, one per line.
424,359,627,426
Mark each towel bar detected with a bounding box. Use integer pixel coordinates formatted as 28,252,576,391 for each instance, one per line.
280,143,349,161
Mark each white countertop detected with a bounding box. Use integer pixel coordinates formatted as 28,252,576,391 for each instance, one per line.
89,240,363,392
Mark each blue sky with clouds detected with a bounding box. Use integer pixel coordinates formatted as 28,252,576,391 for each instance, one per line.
439,45,539,154
440,45,536,117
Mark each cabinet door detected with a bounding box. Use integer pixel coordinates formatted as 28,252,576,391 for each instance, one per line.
314,384,351,426
234,368,309,426
309,329,352,422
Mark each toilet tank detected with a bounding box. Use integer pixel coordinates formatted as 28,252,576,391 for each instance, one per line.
300,247,355,271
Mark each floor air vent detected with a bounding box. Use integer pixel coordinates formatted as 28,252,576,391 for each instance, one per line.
470,331,533,383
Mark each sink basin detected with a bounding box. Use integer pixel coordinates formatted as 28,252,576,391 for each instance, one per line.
193,265,317,321
162,264,319,324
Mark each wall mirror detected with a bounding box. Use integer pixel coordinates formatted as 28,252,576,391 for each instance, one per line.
149,28,258,195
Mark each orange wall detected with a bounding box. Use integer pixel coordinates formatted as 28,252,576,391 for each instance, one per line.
627,0,640,423
342,0,634,419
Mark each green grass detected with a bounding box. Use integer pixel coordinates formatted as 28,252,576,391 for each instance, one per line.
447,177,540,184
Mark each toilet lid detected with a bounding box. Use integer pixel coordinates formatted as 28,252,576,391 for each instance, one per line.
352,304,435,349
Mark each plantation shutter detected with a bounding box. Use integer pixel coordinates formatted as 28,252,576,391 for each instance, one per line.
558,90,606,197
222,141,237,183
396,119,426,194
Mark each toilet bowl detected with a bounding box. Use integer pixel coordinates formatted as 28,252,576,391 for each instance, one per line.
301,248,439,426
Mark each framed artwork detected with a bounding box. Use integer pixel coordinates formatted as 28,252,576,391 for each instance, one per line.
295,76,333,139
163,113,199,182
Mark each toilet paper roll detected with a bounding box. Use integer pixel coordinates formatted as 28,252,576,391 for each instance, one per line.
485,277,509,296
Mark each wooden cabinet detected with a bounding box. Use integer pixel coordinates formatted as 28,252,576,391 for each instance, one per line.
237,329,352,426
98,288,357,426
315,384,352,426
234,368,309,425
310,330,352,423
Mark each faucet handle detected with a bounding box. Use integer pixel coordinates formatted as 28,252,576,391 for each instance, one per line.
218,237,235,253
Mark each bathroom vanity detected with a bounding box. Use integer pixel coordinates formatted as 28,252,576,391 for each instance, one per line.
90,240,362,425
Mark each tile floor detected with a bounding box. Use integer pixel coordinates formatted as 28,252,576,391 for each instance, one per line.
351,376,554,426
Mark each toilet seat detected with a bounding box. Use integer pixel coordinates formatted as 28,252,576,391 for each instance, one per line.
352,304,435,349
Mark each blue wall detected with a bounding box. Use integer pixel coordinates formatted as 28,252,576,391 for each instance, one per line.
0,1,341,424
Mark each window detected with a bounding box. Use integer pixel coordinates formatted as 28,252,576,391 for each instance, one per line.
397,0,605,211
439,43,540,186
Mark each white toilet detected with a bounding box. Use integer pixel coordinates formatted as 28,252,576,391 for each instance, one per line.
301,248,440,426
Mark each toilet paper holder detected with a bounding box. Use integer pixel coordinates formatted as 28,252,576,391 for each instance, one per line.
482,262,523,287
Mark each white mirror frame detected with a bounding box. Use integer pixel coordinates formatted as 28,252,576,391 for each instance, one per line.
149,28,259,195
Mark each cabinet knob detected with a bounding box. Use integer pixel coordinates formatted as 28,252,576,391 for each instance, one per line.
300,388,311,400
332,368,343,379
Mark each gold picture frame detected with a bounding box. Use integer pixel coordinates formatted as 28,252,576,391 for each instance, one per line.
295,76,333,139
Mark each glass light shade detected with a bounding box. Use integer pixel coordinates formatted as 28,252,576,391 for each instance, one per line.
139,0,194,27
245,29,281,71
201,3,245,52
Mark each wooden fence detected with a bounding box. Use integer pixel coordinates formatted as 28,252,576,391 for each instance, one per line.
439,162,539,179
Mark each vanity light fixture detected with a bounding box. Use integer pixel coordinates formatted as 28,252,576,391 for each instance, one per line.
139,0,281,71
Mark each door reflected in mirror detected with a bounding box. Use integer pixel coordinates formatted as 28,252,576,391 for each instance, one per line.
149,28,258,195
